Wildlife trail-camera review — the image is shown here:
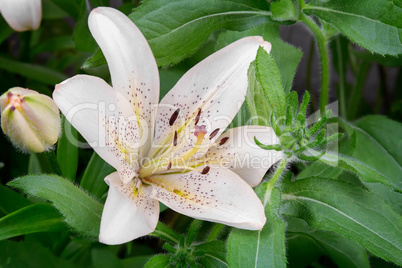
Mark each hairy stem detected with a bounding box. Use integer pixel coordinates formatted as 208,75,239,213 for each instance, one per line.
299,1,330,115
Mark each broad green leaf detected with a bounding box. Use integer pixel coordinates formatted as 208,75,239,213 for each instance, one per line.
287,217,370,268
313,150,401,191
0,240,75,267
227,184,286,268
0,204,65,241
57,116,79,181
0,55,67,85
217,23,302,94
335,116,402,190
271,0,298,21
281,177,402,265
129,0,272,67
80,152,115,198
255,47,287,118
245,61,271,126
354,115,402,165
339,116,402,211
8,174,103,237
144,254,171,268
304,0,402,56
0,185,30,214
194,241,227,267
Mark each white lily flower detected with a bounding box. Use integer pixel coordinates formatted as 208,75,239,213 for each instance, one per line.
0,0,41,32
53,7,282,245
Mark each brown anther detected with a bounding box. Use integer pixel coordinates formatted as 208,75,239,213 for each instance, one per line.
209,128,220,140
7,92,13,98
173,131,178,146
219,137,229,146
169,108,180,126
201,166,210,175
9,106,16,111
194,108,201,125
167,162,172,170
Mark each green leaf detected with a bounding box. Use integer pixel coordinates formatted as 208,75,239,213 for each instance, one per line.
354,115,402,165
8,174,103,237
186,219,203,247
286,217,370,268
149,221,181,245
227,184,286,268
194,240,228,267
144,254,172,268
271,0,298,21
0,240,75,267
57,116,79,181
304,0,402,56
82,49,107,69
0,185,30,215
281,177,402,265
129,0,271,67
313,150,400,191
335,116,402,191
0,55,68,85
80,152,115,198
0,204,65,241
245,61,271,126
217,23,302,94
255,47,287,118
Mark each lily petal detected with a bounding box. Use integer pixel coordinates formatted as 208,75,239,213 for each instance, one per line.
100,172,159,245
0,0,41,32
151,36,271,158
89,7,159,157
53,75,140,184
204,126,283,187
149,168,266,230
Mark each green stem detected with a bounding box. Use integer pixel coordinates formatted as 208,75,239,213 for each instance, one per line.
306,37,318,111
299,3,329,115
334,37,347,118
264,158,288,204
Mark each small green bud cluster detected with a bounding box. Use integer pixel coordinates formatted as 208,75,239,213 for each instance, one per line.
255,91,342,161
0,87,61,153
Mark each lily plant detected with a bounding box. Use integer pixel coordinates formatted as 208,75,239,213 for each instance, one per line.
53,7,282,245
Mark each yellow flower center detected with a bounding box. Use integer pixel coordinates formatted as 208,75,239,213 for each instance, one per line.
138,108,228,180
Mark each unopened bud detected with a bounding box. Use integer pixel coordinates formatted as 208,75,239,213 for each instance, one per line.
0,87,61,153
